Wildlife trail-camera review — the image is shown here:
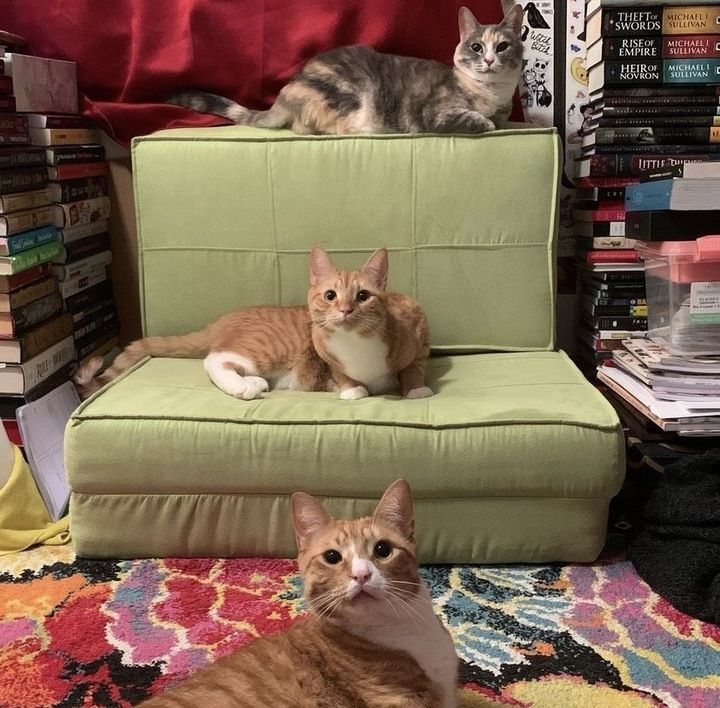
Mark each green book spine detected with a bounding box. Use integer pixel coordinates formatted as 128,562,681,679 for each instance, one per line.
5,240,63,274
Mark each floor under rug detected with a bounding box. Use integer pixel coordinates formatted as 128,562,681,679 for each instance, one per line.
1,546,718,707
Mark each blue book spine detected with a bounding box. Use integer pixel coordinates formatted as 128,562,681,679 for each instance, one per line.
664,59,720,84
3,225,59,255
625,179,673,211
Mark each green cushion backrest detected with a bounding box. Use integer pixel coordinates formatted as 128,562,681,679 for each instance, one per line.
132,126,560,352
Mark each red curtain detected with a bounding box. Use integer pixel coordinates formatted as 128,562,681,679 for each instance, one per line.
5,0,519,145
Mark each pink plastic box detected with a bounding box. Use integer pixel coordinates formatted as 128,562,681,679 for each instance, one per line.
635,236,720,356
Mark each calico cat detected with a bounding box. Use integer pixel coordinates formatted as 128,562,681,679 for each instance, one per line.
168,5,523,135
141,480,459,707
75,248,432,401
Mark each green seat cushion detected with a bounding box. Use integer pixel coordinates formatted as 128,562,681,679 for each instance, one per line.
132,126,560,352
66,351,624,562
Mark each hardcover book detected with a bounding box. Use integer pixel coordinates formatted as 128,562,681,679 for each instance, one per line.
49,176,108,204
584,125,720,145
0,146,45,170
0,334,75,395
626,208,720,238
0,289,62,336
576,152,718,178
58,265,107,300
53,196,111,229
46,161,108,181
0,225,58,256
0,312,73,364
589,59,720,93
598,104,720,117
45,144,104,166
51,249,112,281
0,276,57,313
26,114,94,129
0,187,52,215
58,219,109,245
0,264,51,294
30,127,99,147
0,240,63,275
0,167,47,195
576,221,627,237
0,204,54,236
0,364,74,420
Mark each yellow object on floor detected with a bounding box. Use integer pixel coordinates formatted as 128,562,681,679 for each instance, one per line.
0,445,69,555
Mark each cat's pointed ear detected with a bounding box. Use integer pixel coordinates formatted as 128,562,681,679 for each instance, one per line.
310,247,336,286
292,492,332,551
458,7,480,41
373,479,414,541
500,4,523,36
361,248,388,290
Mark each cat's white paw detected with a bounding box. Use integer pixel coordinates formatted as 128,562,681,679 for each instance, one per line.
237,376,269,400
340,385,369,401
406,386,433,399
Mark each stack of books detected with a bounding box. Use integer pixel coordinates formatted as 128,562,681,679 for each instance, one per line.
598,337,720,435
0,37,119,443
39,116,118,363
575,0,720,373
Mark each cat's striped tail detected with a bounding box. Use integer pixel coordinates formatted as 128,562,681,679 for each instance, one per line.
73,330,211,399
167,90,291,128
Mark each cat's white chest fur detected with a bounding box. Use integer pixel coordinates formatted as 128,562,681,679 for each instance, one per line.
352,588,459,707
325,328,396,394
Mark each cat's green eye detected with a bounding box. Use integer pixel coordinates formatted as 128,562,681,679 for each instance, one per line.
373,541,393,559
470,42,482,53
356,290,371,302
496,41,509,52
323,549,342,564
324,290,337,301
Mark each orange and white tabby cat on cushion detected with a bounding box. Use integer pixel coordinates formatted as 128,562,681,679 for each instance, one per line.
75,248,432,401
141,480,459,707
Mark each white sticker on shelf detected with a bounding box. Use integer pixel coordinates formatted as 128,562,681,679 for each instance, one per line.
690,281,720,324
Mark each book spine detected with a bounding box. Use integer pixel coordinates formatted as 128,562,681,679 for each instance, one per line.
603,37,662,60
20,335,75,393
663,6,720,35
58,233,110,264
585,153,714,177
663,35,720,58
0,226,58,256
594,316,648,330
30,128,98,146
664,58,720,82
30,115,93,129
58,219,109,245
589,305,648,317
602,8,662,37
574,208,626,221
0,206,55,236
0,114,28,135
8,290,62,332
73,308,117,341
2,276,57,311
46,145,105,165
15,312,74,363
595,126,720,145
58,267,107,299
3,240,62,274
53,197,111,229
0,147,46,170
0,187,52,214
586,249,640,263
71,297,115,324
64,280,113,313
625,210,719,239
0,75,11,92
50,176,109,204
52,250,111,281
0,168,48,195
593,297,647,306
599,59,720,86
602,104,720,116
76,326,118,360
594,115,720,127
0,133,29,146
0,96,15,112
588,142,720,153
48,162,109,181
582,236,636,249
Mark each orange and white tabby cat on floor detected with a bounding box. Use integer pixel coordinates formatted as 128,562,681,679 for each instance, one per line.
142,480,459,707
75,248,432,401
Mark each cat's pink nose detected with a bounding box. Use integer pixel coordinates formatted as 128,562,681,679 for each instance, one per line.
485,57,495,66
353,569,371,585
339,306,354,315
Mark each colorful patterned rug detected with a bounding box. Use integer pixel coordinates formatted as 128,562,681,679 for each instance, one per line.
1,546,719,708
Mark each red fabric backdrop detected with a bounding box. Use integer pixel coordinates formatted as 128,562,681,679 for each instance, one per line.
5,0,520,146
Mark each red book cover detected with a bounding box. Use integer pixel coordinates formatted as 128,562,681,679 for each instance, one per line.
48,161,108,181
0,76,11,95
586,249,640,264
663,35,720,58
0,264,51,294
2,418,22,446
576,176,640,188
574,208,626,222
